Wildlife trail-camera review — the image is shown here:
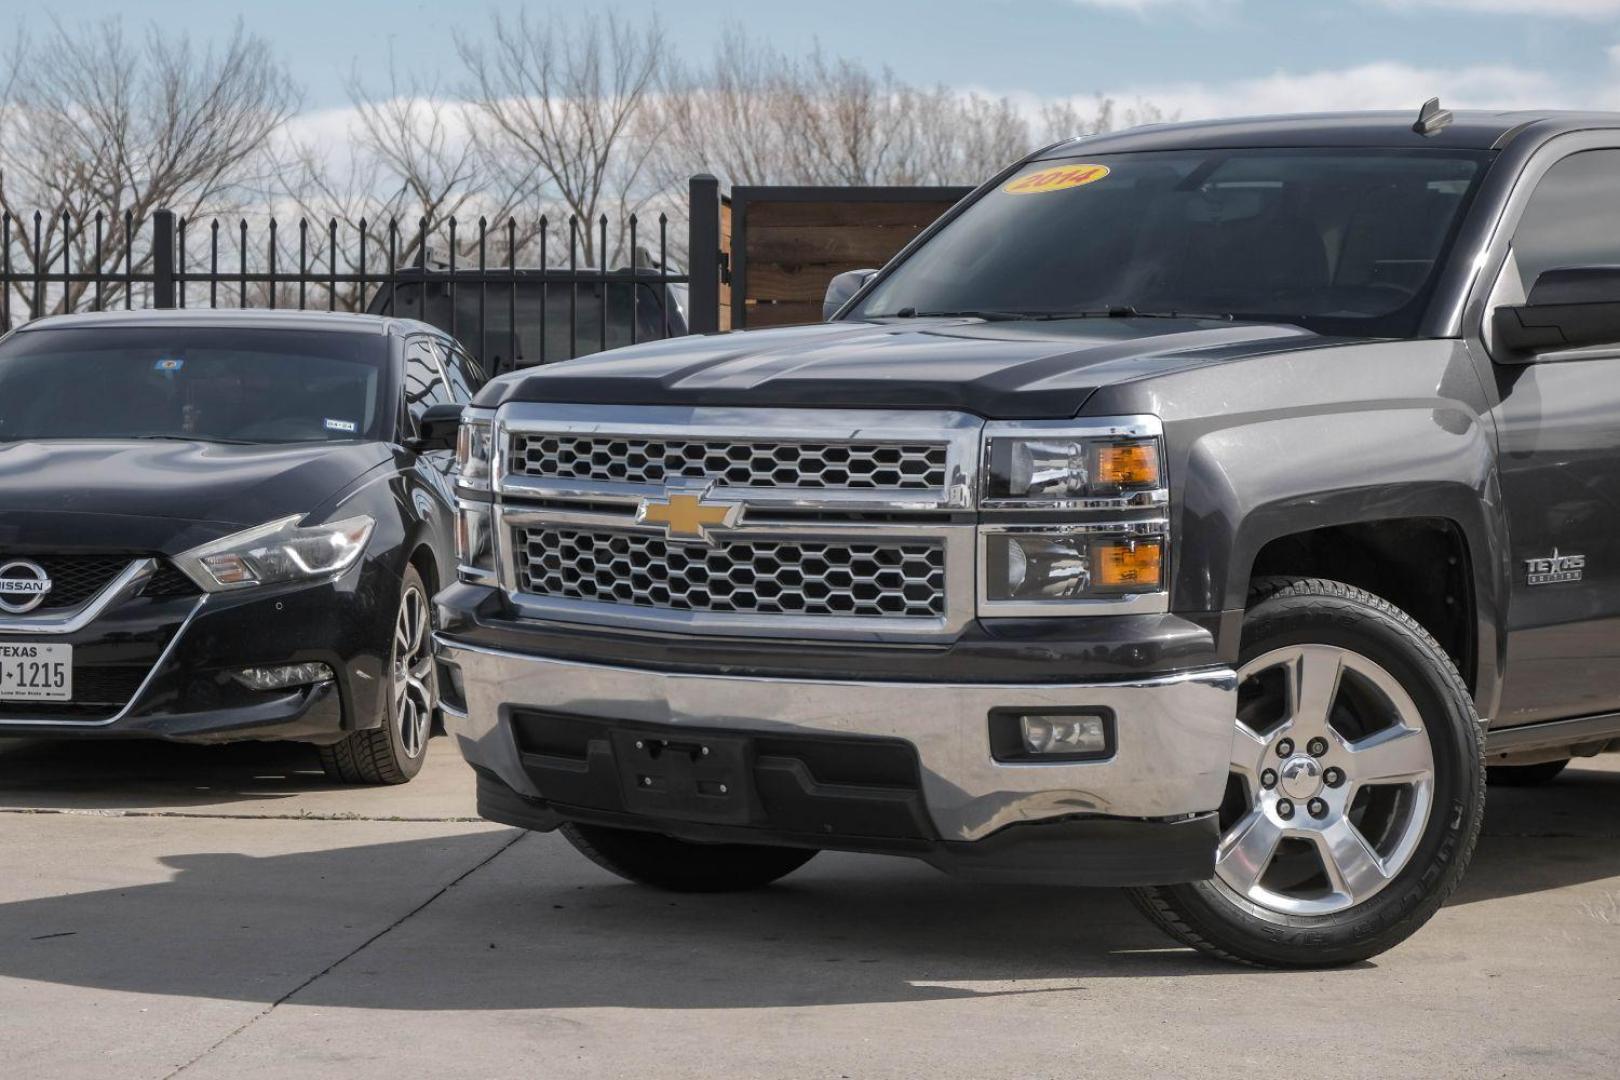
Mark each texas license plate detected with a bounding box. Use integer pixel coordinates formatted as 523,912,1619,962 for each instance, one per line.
0,643,72,701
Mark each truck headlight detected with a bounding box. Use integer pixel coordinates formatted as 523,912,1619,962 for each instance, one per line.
456,410,495,491
983,428,1161,505
176,514,375,592
984,529,1164,602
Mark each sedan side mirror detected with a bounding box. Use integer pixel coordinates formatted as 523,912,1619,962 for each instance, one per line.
1494,266,1620,361
823,269,877,321
409,402,464,452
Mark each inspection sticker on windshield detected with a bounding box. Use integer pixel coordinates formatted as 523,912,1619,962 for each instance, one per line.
1003,163,1110,194
154,358,184,372
324,418,357,434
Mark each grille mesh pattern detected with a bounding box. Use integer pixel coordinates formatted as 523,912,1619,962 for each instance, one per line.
142,562,202,599
509,434,948,490
0,555,129,609
514,527,946,617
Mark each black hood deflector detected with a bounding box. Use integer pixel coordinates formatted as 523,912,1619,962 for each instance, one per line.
479,317,1334,419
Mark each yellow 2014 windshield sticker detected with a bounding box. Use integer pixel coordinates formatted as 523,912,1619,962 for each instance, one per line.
1003,163,1110,194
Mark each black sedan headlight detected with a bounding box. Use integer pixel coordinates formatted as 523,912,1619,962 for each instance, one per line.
176,514,374,592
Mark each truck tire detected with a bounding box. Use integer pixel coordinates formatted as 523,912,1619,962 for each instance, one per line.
318,566,436,785
1128,577,1484,967
1487,758,1570,786
560,822,818,892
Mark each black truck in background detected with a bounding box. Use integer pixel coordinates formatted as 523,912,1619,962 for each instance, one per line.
366,269,688,372
436,104,1620,967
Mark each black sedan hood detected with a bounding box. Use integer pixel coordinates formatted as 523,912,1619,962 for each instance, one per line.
479,316,1330,419
0,440,391,554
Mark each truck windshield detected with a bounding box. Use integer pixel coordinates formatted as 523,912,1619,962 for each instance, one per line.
850,148,1492,337
0,326,388,444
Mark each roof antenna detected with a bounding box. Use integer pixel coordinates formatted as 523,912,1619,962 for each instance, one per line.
1413,97,1453,136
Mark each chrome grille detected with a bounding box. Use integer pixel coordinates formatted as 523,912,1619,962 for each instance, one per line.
508,434,948,490
513,526,947,617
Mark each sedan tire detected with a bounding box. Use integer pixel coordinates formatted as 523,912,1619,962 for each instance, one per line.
319,564,437,785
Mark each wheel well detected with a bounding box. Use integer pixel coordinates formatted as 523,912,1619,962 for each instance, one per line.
407,543,439,597
1249,518,1477,694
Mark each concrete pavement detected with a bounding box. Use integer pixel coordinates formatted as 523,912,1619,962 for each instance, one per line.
2,738,1618,1078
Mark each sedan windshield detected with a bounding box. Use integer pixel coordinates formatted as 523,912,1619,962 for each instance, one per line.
850,148,1492,337
0,326,388,444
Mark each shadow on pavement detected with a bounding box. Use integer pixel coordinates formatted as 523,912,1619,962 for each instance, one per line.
0,830,1219,1011
1450,759,1620,905
0,737,341,808
0,736,331,804
0,759,1615,1008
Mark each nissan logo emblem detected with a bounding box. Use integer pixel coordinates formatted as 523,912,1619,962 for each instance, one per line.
0,560,53,615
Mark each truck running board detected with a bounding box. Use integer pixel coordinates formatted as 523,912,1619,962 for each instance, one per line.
1485,711,1620,763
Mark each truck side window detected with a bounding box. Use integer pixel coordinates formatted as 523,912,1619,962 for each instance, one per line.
403,337,453,427
1512,149,1620,294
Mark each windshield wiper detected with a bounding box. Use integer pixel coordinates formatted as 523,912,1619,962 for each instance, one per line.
879,305,1240,323
1024,306,1238,322
127,434,255,445
883,308,1039,322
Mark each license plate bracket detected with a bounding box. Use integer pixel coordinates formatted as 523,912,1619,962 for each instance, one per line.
611,729,753,825
0,642,73,702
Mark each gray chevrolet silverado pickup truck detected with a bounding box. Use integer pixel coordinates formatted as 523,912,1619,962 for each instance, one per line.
436,105,1620,967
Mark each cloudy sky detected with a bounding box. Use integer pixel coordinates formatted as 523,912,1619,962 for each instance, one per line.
28,0,1620,119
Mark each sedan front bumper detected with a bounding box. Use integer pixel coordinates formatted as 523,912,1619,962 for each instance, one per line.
438,635,1238,885
0,567,395,745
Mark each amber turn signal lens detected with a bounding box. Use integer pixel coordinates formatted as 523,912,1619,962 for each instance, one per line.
1094,539,1163,590
1095,441,1160,488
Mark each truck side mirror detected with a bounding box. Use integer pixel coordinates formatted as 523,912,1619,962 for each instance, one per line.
823,269,877,321
1494,266,1620,361
409,402,465,452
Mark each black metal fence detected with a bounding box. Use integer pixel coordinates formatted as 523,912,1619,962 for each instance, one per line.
0,175,727,374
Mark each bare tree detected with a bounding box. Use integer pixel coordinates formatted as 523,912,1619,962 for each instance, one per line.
652,28,797,189
652,29,1133,191
1039,96,1172,144
270,55,536,311
458,11,664,267
0,18,297,319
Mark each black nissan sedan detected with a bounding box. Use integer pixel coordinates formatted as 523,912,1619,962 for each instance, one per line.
0,309,479,783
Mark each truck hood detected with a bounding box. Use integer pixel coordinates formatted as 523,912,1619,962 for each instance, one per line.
0,439,391,554
479,316,1331,419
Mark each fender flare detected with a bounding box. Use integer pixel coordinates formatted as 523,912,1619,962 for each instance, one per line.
1172,405,1509,716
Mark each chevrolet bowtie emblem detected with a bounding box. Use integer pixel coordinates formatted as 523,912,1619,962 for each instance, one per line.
636,489,743,544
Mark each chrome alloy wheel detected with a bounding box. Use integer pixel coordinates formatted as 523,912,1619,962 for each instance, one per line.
392,584,435,760
1216,644,1436,916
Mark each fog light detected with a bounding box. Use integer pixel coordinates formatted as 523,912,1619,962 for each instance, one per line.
989,708,1115,762
1021,713,1108,755
233,662,334,691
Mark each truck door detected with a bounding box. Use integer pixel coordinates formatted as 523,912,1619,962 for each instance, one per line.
1486,146,1620,727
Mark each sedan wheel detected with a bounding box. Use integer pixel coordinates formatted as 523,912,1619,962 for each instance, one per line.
319,564,438,784
392,582,434,761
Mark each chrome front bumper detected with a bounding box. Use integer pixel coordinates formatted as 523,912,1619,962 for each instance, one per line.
437,636,1237,842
